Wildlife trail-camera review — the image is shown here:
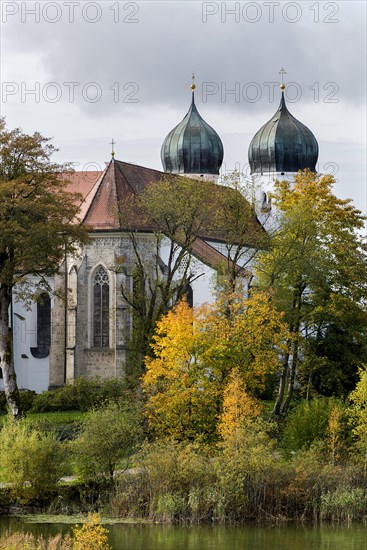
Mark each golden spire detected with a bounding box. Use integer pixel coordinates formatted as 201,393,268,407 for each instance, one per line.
279,67,287,91
191,72,196,92
110,138,116,158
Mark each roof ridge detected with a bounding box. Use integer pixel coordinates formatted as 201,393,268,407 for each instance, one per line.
114,158,168,178
78,166,110,222
113,160,139,196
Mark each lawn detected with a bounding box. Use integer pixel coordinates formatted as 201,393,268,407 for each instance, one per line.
0,410,86,424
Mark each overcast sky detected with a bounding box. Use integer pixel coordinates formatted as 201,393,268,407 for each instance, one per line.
1,0,366,216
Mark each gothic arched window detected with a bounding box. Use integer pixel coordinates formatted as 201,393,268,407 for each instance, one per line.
93,266,110,348
30,292,51,358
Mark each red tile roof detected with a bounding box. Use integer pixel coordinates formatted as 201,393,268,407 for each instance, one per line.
62,159,259,273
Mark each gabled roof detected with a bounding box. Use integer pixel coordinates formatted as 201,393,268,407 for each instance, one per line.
72,160,178,230
63,159,259,274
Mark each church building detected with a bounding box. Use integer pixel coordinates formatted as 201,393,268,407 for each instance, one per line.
2,80,319,393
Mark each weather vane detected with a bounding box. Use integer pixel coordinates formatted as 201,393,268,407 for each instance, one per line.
110,138,116,158
279,67,287,90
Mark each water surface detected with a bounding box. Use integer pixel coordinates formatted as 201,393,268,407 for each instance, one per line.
0,517,366,549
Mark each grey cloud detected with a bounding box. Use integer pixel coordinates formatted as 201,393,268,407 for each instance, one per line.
1,0,365,213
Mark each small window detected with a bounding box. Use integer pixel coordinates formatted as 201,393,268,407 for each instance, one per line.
93,266,110,348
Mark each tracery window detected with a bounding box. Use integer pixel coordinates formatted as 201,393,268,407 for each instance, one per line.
93,266,110,348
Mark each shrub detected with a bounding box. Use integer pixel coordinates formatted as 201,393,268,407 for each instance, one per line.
0,416,66,502
70,402,141,482
72,513,110,549
0,532,73,550
320,487,367,522
282,397,346,453
348,366,367,462
30,377,130,413
214,420,283,522
111,440,214,523
285,442,365,520
0,389,36,413
140,440,213,522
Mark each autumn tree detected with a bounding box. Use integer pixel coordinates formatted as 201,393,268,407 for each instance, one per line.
119,173,265,378
142,300,213,441
255,170,367,415
0,118,88,418
118,175,216,376
142,292,289,442
198,290,289,396
217,367,263,442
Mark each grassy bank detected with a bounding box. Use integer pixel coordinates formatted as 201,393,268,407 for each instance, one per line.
1,433,367,525
1,379,367,526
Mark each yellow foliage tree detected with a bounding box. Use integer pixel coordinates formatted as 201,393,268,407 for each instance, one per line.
143,299,217,441
199,290,289,394
349,366,367,468
143,292,289,442
217,367,263,441
326,403,344,465
256,170,367,414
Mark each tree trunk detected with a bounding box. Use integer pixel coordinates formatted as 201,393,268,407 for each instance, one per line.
274,286,303,415
272,348,290,415
281,302,302,415
281,336,300,414
0,285,22,419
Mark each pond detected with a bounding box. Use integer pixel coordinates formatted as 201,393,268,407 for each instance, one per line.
0,517,366,549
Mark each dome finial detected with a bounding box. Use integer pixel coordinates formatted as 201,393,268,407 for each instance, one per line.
279,67,287,92
191,73,196,104
191,72,196,91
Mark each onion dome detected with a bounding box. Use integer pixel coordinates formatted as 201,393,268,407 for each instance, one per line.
248,86,318,174
161,77,224,175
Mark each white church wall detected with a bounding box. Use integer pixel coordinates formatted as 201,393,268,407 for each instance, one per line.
159,237,217,306
8,277,54,393
190,261,217,306
253,172,295,232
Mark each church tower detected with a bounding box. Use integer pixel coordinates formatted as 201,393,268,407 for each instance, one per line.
248,78,318,227
161,76,224,182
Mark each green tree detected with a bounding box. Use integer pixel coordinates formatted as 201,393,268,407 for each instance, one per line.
70,402,141,481
281,397,345,454
255,170,367,414
210,172,267,293
0,118,88,418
